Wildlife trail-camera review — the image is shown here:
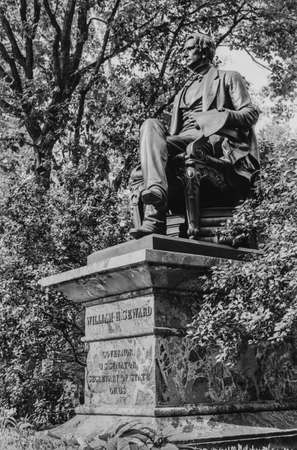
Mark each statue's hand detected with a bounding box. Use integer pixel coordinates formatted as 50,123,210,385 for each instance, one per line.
185,136,211,165
188,111,201,129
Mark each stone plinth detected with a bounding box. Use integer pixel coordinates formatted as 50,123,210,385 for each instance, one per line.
39,235,297,446
41,239,217,417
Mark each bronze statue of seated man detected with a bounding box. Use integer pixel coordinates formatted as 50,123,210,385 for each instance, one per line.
130,32,260,240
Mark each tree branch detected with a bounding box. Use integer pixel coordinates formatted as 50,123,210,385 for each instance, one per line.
71,0,122,104
103,12,186,64
19,0,41,78
73,88,87,152
0,63,14,85
43,0,62,39
72,0,89,73
60,328,86,367
52,34,62,88
159,20,185,81
244,48,272,72
0,43,23,92
153,93,176,118
24,114,42,141
0,8,26,68
151,17,185,103
0,135,33,146
87,16,107,27
33,0,41,33
61,0,76,81
187,2,213,17
216,1,250,46
41,306,84,335
0,98,20,115
20,0,27,22
76,10,160,77
93,0,121,75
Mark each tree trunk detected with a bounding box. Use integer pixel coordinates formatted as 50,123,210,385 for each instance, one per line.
33,136,56,190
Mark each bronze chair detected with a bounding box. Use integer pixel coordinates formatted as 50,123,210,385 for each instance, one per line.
130,145,258,248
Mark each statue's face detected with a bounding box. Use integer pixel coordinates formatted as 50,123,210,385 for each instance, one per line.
184,37,205,70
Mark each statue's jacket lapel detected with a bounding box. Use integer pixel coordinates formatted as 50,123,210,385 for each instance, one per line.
169,86,185,136
202,66,220,111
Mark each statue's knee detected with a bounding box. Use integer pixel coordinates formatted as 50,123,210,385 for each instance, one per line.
185,142,196,161
130,165,143,184
130,167,138,182
140,118,161,133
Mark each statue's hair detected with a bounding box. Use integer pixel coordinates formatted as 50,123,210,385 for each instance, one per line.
186,32,216,62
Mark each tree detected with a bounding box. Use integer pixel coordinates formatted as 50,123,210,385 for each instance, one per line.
1,0,297,188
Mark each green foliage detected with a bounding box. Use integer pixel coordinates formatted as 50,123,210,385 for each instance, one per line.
188,126,297,402
0,169,130,427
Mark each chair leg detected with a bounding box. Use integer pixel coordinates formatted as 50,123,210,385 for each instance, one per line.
184,157,201,239
130,181,144,229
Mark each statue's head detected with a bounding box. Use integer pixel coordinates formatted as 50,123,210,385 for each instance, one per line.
184,32,216,71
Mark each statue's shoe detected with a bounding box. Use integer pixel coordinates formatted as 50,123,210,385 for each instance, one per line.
130,222,166,239
141,186,167,210
218,233,248,248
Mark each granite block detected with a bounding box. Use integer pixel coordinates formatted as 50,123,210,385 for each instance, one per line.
85,295,154,340
83,333,248,413
85,336,155,412
84,334,204,414
39,248,214,302
84,291,199,341
87,234,261,265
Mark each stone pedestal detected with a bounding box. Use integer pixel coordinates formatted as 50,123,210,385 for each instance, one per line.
39,235,297,447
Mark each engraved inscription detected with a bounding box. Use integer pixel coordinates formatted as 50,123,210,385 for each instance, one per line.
85,295,154,340
87,312,114,325
85,336,155,408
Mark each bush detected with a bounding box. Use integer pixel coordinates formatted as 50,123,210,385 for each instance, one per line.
0,165,130,427
188,128,297,402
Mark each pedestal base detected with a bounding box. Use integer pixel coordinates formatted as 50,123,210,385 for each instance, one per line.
39,238,297,448
43,410,297,448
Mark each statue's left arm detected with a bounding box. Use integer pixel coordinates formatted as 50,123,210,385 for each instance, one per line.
223,71,259,130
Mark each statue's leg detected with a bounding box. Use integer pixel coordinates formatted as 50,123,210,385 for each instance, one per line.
140,118,168,201
130,126,201,239
129,204,167,239
129,167,166,238
129,119,168,238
